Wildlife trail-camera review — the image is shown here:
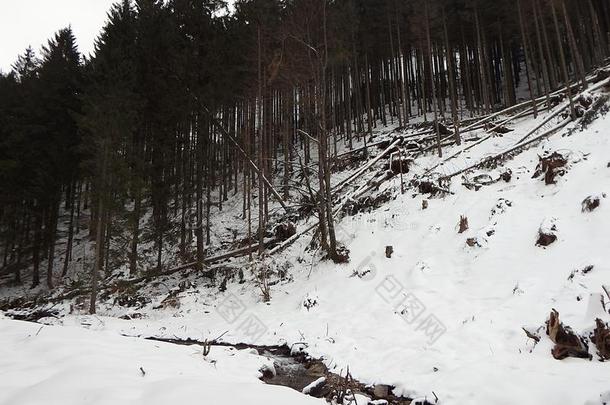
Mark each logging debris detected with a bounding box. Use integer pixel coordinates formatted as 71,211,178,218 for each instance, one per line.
592,67,610,83
582,194,606,212
546,309,591,360
385,157,412,174
592,318,610,360
274,222,297,242
466,237,481,247
522,326,542,344
436,121,453,136
484,122,514,135
332,150,369,172
458,216,469,234
462,169,513,191
532,151,568,185
415,179,451,196
343,190,394,216
574,95,610,132
3,308,60,322
568,265,594,281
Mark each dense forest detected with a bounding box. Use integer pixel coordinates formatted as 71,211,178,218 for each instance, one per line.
1,0,609,310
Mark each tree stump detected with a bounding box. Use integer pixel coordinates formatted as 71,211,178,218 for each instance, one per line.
385,246,394,259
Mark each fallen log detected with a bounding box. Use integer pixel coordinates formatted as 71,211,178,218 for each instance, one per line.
268,222,318,255
335,138,395,159
204,242,268,264
514,104,571,145
424,105,537,174
331,137,403,196
515,77,610,145
457,65,608,142
224,70,610,263
104,239,277,286
439,117,571,182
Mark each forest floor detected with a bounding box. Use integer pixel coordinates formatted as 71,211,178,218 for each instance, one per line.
2,84,610,404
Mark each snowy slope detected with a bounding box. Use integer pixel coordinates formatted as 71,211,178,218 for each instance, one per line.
87,104,610,403
0,317,323,405
3,96,610,404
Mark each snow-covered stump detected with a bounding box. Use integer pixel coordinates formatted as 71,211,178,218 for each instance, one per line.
581,193,606,212
536,218,558,247
592,319,610,360
532,151,568,185
546,309,591,360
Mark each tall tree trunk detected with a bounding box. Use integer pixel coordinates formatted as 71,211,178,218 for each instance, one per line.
561,0,587,90
475,4,491,113
518,0,538,118
533,0,553,108
90,141,109,315
443,7,460,145
31,205,42,288
62,181,76,277
551,0,576,117
425,0,442,157
365,54,373,139
46,197,59,289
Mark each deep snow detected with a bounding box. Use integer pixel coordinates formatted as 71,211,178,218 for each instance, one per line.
2,92,610,404
0,315,323,405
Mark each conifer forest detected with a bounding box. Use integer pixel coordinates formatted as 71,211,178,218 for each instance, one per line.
1,1,610,404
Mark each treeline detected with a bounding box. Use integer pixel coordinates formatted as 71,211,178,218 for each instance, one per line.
0,0,608,296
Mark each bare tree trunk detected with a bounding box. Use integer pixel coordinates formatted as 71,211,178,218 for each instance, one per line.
365,54,373,139
396,13,410,124
90,141,108,315
31,205,42,288
283,91,292,199
589,0,607,61
461,29,474,117
257,26,266,256
129,137,142,276
425,0,442,157
388,13,401,127
538,0,558,89
551,0,576,118
518,0,538,118
474,3,491,113
46,198,59,289
195,114,205,270
443,7,460,145
321,0,338,259
561,0,587,90
533,0,553,108
62,182,76,277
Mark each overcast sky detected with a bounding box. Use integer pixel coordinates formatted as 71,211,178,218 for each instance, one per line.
0,0,117,73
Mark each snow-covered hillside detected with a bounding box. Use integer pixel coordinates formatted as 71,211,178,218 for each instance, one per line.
2,88,610,405
0,315,321,405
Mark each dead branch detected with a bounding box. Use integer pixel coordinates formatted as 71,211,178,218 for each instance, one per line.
522,327,541,343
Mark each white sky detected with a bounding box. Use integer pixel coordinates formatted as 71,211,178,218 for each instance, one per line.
0,0,117,73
